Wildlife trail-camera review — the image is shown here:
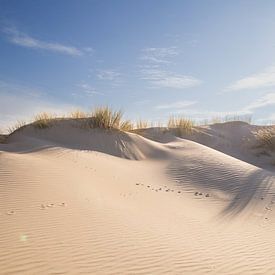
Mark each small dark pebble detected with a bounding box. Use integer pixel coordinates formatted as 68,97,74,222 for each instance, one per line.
136,183,139,185
178,191,181,194
147,186,150,188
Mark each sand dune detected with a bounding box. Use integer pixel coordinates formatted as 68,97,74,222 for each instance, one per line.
1,121,275,274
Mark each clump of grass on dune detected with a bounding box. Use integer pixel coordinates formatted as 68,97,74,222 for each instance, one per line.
168,116,194,135
135,120,149,129
70,110,88,119
88,106,134,131
254,128,275,152
120,120,134,131
7,120,27,135
33,112,55,129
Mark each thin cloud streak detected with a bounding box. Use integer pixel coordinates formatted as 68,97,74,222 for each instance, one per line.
96,69,122,81
140,47,178,64
156,100,196,109
139,46,201,89
244,93,275,111
141,68,201,89
225,66,275,91
74,83,104,97
3,26,86,56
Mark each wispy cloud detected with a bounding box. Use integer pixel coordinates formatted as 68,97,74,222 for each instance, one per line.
96,69,121,81
141,68,201,89
225,66,275,91
2,26,91,56
74,83,104,97
140,47,178,64
155,100,196,109
244,93,275,111
139,46,201,89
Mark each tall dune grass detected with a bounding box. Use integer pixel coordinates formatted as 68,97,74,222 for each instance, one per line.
254,128,275,151
120,120,134,131
70,110,88,119
135,120,149,129
90,107,124,129
7,120,27,134
33,112,55,129
168,116,194,135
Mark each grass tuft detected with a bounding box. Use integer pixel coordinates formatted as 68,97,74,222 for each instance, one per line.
33,112,55,129
7,120,27,135
120,120,134,131
90,107,125,130
254,128,275,151
70,110,88,119
168,116,194,135
135,120,148,129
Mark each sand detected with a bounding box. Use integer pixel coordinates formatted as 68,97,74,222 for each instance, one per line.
0,121,275,274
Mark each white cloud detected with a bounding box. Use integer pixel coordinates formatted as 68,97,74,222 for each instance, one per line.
225,66,275,91
3,26,87,56
244,93,275,111
139,46,201,89
96,69,121,81
156,101,196,109
140,47,178,64
141,68,201,89
74,83,104,96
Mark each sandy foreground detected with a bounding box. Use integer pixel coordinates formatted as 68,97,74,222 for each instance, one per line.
0,121,275,274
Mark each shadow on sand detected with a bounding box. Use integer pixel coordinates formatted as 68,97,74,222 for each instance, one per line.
167,157,275,218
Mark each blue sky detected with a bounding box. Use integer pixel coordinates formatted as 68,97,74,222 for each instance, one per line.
1,0,275,130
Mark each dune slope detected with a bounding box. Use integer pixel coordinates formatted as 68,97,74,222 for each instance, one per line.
0,124,275,274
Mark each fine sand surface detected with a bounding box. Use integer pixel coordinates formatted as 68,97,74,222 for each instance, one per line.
1,121,275,274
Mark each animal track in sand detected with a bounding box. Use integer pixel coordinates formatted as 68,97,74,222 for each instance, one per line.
134,183,188,197
6,210,15,215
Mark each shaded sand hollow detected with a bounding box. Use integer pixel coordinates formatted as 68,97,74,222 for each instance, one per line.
0,121,275,274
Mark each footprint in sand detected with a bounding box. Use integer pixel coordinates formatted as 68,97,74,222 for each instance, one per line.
59,202,66,207
47,203,54,208
205,194,210,197
6,210,15,215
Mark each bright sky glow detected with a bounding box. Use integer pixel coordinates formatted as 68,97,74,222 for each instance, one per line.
1,0,275,130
